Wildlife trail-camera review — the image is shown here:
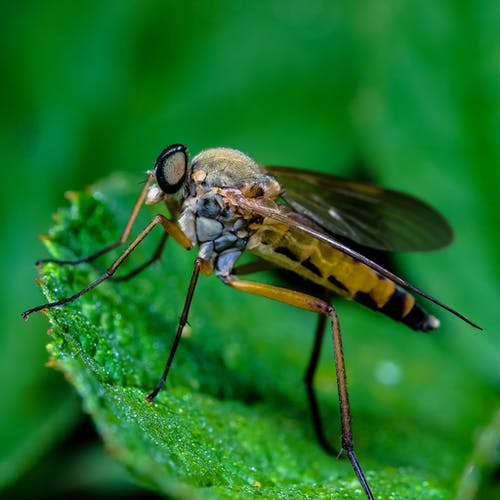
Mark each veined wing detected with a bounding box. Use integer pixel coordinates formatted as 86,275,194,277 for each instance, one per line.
222,189,479,329
265,166,453,252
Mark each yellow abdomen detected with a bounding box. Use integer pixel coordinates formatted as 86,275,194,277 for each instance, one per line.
246,218,436,331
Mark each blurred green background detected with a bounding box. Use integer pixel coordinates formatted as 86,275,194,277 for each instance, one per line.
1,0,499,498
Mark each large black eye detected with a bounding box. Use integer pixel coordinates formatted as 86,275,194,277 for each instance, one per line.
154,144,188,194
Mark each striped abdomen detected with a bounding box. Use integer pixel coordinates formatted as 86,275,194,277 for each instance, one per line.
247,219,439,332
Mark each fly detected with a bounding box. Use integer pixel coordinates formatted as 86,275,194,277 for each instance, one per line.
23,144,481,499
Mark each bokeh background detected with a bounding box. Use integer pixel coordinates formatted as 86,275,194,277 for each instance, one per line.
1,1,499,498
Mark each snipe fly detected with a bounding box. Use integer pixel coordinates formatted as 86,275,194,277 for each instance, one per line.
23,144,480,498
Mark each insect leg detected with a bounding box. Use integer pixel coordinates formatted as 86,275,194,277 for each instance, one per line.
304,311,339,455
22,214,192,319
222,275,374,500
36,174,155,266
146,257,209,402
111,232,168,282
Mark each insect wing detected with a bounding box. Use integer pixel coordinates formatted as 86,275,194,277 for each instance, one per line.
265,166,453,252
226,191,479,329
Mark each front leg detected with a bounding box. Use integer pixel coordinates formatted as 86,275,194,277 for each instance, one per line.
22,214,192,319
36,174,155,267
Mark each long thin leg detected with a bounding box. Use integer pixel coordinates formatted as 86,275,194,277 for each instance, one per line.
330,302,374,500
222,274,374,500
234,262,339,454
22,214,191,319
36,174,155,266
145,257,208,402
304,312,338,455
112,232,168,282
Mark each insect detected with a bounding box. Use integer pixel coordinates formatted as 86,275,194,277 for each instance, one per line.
23,144,480,498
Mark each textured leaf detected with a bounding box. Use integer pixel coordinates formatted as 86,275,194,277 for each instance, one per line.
30,174,483,499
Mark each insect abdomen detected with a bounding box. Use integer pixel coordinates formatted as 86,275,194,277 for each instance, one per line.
354,285,439,332
247,221,439,332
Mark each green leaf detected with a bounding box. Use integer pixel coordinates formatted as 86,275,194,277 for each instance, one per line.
29,173,484,499
456,409,500,500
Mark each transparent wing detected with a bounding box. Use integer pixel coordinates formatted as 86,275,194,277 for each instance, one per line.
223,190,478,329
265,166,453,252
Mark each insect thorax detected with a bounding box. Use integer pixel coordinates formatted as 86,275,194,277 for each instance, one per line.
177,148,281,278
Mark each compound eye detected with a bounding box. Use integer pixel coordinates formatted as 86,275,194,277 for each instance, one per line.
154,144,188,194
